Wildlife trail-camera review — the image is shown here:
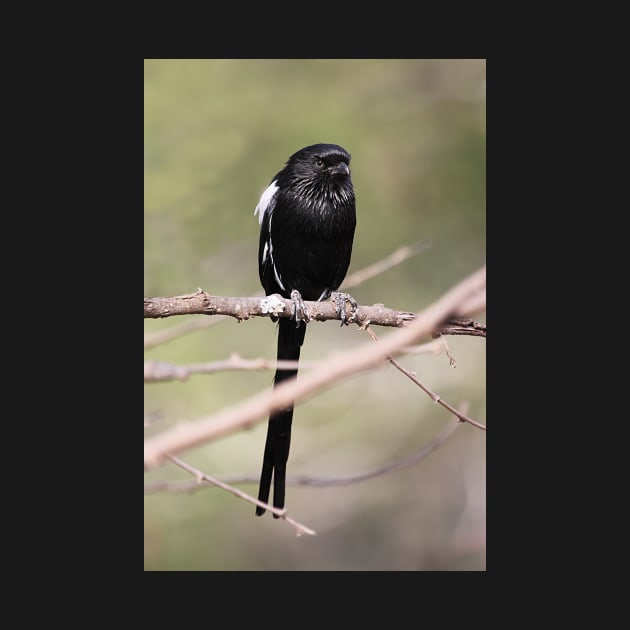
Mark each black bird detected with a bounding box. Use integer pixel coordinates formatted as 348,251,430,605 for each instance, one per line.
254,143,357,517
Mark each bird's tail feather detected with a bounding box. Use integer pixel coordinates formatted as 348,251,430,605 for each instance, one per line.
256,318,306,517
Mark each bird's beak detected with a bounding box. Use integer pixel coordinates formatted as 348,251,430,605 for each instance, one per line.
331,162,350,176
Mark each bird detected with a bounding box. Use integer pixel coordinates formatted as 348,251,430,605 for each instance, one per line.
253,143,357,517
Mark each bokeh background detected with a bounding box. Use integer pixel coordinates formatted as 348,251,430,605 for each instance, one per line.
144,59,486,571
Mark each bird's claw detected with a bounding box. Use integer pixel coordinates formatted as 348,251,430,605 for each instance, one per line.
290,289,310,327
332,292,358,326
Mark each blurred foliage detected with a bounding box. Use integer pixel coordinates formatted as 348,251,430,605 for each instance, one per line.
144,59,486,571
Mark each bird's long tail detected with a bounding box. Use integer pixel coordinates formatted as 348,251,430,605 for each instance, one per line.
256,317,306,517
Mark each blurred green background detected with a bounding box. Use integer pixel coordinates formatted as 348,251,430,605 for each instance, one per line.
144,59,486,571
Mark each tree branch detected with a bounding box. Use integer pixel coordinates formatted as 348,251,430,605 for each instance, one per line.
144,265,486,468
143,290,485,337
364,325,486,430
144,355,314,383
165,455,316,536
340,240,431,289
144,337,465,384
143,241,431,350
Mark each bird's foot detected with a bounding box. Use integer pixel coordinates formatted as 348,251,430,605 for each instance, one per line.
290,289,310,327
332,292,358,326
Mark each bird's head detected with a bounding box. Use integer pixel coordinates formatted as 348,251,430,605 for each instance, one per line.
284,143,354,204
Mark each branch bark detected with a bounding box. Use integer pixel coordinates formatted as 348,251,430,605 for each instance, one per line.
143,241,431,350
144,290,485,337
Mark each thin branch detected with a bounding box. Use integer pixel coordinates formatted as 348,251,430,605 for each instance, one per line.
364,326,486,430
144,355,317,383
144,266,486,468
145,416,461,494
291,416,461,486
144,335,472,384
145,338,460,386
340,240,431,289
165,455,316,537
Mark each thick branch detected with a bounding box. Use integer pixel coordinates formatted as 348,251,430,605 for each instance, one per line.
144,290,485,336
144,266,486,468
143,241,430,350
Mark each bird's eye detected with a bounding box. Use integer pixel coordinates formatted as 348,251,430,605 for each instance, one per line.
315,158,324,167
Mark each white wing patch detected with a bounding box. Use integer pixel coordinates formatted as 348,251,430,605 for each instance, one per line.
254,180,279,225
256,181,285,291
268,213,285,291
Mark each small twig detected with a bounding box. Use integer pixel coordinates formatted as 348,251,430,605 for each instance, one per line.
165,455,316,537
401,338,456,365
437,335,457,367
364,325,486,430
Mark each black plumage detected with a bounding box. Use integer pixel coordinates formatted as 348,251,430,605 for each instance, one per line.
254,143,357,516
